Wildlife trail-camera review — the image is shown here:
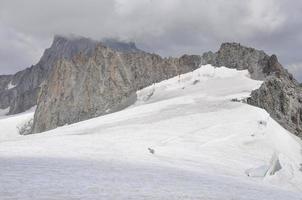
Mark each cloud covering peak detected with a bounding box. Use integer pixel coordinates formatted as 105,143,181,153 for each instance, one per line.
0,0,301,80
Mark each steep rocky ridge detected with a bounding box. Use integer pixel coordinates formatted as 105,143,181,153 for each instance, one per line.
247,75,302,138
201,43,289,80
247,60,302,138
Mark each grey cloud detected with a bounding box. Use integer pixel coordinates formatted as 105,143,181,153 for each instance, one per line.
0,23,48,74
0,0,301,81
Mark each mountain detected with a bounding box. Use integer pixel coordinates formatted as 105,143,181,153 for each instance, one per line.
1,35,302,199
32,39,302,137
0,65,301,199
0,36,301,139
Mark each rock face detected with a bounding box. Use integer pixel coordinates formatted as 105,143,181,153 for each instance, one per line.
247,67,302,138
0,35,99,114
32,42,201,133
0,65,47,115
201,43,286,80
0,75,13,110
0,36,147,115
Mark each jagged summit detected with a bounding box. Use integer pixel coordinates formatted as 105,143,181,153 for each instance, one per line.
201,42,290,80
37,35,98,70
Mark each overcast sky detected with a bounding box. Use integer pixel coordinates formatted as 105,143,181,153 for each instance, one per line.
0,0,301,80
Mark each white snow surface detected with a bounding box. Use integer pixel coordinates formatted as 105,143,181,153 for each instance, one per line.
0,65,301,199
6,81,16,90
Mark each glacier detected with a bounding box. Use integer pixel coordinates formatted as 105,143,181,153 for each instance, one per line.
0,65,301,199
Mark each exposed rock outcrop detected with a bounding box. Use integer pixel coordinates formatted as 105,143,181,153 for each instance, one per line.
247,68,302,138
0,65,47,114
201,43,287,80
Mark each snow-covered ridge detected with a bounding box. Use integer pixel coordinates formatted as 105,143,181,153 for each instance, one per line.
0,65,301,199
136,65,260,105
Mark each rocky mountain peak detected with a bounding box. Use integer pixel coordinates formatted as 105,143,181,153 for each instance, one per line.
219,42,264,53
264,54,292,80
201,42,296,81
37,35,98,69
42,35,142,61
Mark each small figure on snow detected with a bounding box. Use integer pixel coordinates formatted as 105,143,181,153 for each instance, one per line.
148,147,155,154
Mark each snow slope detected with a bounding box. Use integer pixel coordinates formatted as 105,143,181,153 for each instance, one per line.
0,65,301,200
